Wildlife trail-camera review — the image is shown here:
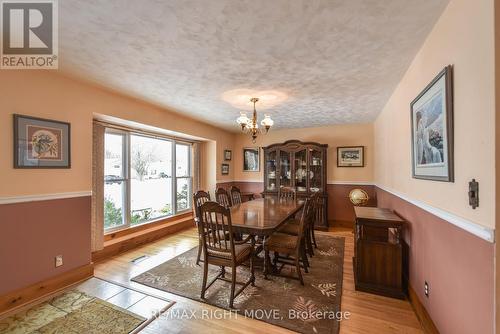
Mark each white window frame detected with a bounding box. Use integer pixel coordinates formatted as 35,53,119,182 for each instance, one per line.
174,141,193,214
104,128,193,233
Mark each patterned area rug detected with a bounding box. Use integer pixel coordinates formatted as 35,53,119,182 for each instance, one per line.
132,235,345,334
0,290,146,334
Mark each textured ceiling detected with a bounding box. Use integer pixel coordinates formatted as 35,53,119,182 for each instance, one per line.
59,0,449,131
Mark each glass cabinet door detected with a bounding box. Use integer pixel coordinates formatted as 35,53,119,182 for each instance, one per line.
265,150,277,191
309,148,323,192
279,150,292,188
294,149,307,192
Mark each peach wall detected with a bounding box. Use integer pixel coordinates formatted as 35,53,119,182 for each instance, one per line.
0,71,235,197
232,123,374,183
374,0,495,229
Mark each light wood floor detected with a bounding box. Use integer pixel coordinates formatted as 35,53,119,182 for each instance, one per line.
94,227,423,334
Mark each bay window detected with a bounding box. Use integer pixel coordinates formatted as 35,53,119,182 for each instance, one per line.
104,128,192,231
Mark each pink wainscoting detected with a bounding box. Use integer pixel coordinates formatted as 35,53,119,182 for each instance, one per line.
376,187,494,334
0,196,92,295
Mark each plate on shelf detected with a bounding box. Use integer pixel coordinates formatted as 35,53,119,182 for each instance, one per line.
297,186,306,192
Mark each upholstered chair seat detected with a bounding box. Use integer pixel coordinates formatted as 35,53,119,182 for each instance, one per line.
265,233,299,250
207,244,253,263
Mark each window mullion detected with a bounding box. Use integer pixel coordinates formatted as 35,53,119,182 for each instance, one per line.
172,140,177,215
125,132,131,229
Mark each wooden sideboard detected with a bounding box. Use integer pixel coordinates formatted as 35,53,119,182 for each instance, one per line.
353,207,408,299
261,140,328,230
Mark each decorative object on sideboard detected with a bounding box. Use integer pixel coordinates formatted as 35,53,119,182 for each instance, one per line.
337,146,364,167
410,65,454,182
224,149,232,161
243,147,260,172
468,179,479,209
13,114,71,168
349,189,369,206
235,97,274,143
221,163,230,175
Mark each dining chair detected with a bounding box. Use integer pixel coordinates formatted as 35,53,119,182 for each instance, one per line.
277,216,313,261
263,198,314,285
199,201,255,308
278,186,296,201
216,187,232,208
278,191,321,257
230,186,242,205
310,192,322,248
193,190,211,265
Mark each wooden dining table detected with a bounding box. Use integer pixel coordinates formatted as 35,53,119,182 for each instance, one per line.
229,197,305,237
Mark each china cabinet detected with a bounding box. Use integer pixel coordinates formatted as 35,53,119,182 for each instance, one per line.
262,140,328,230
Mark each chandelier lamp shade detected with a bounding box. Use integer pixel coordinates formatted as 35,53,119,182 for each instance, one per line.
236,97,274,142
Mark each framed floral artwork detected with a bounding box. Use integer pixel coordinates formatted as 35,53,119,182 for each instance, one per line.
14,114,71,168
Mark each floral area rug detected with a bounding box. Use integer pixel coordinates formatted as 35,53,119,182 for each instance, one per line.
0,290,145,334
132,235,345,334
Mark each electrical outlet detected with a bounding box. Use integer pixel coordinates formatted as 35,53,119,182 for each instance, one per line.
424,281,429,297
55,255,63,267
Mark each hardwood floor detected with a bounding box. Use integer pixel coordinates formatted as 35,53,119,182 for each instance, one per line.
93,227,423,334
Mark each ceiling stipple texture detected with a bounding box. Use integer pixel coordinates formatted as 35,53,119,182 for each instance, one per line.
59,0,449,131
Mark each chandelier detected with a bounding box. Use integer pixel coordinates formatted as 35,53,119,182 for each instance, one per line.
236,97,274,143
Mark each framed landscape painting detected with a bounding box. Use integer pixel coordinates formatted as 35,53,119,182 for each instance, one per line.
243,147,259,172
14,114,71,168
337,146,364,167
410,65,454,182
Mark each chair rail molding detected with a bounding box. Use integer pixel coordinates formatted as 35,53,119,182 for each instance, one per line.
0,191,92,205
376,184,494,243
327,180,374,185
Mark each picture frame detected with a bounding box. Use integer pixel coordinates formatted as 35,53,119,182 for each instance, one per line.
243,147,260,172
410,65,454,182
337,146,364,167
221,163,230,175
14,114,71,168
224,149,232,161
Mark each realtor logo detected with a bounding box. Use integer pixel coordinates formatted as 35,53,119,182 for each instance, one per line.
1,0,58,69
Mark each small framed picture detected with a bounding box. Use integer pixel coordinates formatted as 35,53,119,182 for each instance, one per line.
224,149,232,161
337,146,364,167
14,114,71,168
221,163,230,175
243,147,260,172
411,65,454,182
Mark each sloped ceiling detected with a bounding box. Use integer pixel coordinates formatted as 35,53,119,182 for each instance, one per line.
59,0,449,130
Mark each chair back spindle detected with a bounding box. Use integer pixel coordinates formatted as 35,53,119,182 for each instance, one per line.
279,186,296,201
216,187,232,208
199,201,235,258
230,186,242,205
193,190,211,219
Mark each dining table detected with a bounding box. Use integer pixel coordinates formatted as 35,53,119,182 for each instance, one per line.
229,197,305,237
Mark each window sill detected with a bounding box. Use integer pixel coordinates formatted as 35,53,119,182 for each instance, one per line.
93,212,195,263
104,211,193,242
